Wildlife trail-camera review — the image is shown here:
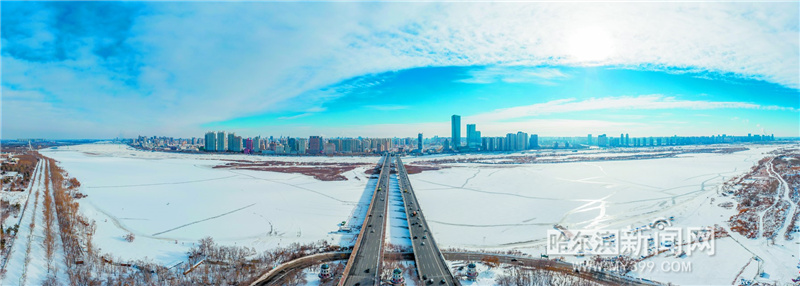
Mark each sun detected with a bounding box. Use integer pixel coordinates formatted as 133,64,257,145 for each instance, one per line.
566,26,615,63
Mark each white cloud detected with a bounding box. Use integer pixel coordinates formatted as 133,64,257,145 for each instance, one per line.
277,113,314,120
3,2,798,138
468,95,798,123
457,67,568,84
363,105,409,111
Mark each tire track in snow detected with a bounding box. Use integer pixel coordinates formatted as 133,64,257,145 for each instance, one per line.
427,220,551,227
85,175,239,189
228,170,350,204
152,203,257,236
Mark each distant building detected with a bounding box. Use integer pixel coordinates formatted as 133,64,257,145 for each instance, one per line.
466,124,482,150
505,133,516,151
227,134,243,152
227,133,236,152
529,134,539,149
598,134,608,147
244,138,253,153
253,136,261,152
418,133,423,151
204,131,216,151
216,131,227,152
308,136,323,154
516,131,528,151
483,136,503,151
324,142,336,154
625,133,629,146
587,134,593,146
451,115,461,150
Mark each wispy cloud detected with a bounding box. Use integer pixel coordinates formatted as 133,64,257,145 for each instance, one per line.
469,95,798,122
457,67,568,84
2,2,797,138
363,105,409,111
277,113,313,120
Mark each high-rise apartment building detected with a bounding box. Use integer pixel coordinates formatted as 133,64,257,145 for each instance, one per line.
598,134,608,147
216,131,227,152
516,131,528,151
205,131,216,151
505,133,516,151
253,136,261,152
308,136,323,154
466,124,481,150
529,134,539,149
451,115,461,150
227,133,236,152
418,133,423,151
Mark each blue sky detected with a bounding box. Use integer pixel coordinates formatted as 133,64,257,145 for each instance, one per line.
2,2,798,139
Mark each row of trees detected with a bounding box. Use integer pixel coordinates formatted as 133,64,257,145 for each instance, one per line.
42,160,57,278
47,157,98,285
495,265,600,286
36,155,356,285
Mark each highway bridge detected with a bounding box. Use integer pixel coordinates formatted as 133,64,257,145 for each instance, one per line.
338,153,392,286
396,156,459,286
251,154,662,286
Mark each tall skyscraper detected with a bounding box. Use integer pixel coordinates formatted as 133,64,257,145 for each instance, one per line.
242,138,252,153
228,133,236,152
451,115,461,150
216,131,227,152
418,133,423,151
296,138,308,154
308,136,323,154
598,134,608,147
466,124,481,149
625,134,629,146
505,133,516,151
587,134,593,146
204,131,216,151
529,134,539,149
516,131,528,151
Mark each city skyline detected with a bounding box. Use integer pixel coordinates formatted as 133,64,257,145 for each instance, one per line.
2,2,799,139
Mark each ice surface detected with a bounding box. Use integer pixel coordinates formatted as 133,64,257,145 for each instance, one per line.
35,143,800,285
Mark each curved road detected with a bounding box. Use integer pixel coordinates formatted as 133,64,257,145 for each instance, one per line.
250,251,661,286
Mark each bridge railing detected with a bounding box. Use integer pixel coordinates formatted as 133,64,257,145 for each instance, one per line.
337,155,389,286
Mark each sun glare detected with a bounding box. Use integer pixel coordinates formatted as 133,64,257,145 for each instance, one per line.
566,26,615,63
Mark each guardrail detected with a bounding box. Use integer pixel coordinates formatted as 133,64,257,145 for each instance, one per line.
396,156,459,285
337,155,389,286
250,250,661,286
396,158,426,281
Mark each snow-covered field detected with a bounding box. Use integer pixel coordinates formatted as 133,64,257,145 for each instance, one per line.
37,142,800,285
406,144,800,285
40,144,375,267
2,159,69,285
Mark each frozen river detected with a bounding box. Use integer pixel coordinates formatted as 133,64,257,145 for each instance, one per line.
40,143,794,284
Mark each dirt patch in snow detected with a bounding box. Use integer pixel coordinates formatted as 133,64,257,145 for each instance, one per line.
214,161,369,181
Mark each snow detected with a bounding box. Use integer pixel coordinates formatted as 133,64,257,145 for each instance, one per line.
40,143,378,266
386,174,412,249
34,142,800,285
2,160,69,285
447,260,510,285
406,144,800,284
